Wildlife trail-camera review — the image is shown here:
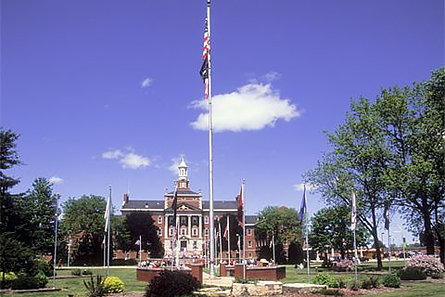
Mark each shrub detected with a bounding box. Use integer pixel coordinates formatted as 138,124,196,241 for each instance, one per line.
0,272,18,288
333,259,353,272
399,267,427,280
34,271,49,288
312,272,345,288
382,274,400,288
34,256,52,277
83,275,107,297
104,276,125,293
360,275,380,289
348,281,360,291
11,276,41,290
82,269,93,276
72,269,82,276
431,272,444,279
405,255,445,276
145,270,201,297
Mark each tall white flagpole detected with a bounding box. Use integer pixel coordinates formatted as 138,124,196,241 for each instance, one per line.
107,186,112,276
227,216,231,264
352,192,358,284
242,180,246,280
139,235,142,263
205,0,216,278
304,186,310,283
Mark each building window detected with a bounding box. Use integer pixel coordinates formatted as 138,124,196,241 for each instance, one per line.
192,227,198,236
158,216,162,224
205,228,209,236
204,216,209,224
248,240,252,248
247,228,252,236
248,252,252,258
193,241,197,248
181,227,186,236
169,227,174,237
157,229,162,236
180,216,187,226
192,216,199,226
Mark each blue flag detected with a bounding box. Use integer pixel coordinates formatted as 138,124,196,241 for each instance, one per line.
298,185,307,221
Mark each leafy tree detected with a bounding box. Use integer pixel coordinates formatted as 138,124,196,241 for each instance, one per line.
22,178,58,255
309,205,369,262
62,195,107,265
123,212,163,258
255,206,303,264
0,129,35,287
306,98,392,270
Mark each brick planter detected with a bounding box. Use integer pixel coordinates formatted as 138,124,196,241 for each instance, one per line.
233,264,286,281
136,266,203,284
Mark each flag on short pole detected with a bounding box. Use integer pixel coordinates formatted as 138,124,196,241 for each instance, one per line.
269,235,274,248
135,239,141,246
199,17,210,99
351,192,357,230
224,220,229,238
298,185,307,221
384,201,390,230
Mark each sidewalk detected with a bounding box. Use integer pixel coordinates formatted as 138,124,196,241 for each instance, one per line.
202,271,235,287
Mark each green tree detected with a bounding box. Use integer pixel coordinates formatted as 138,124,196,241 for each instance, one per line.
123,212,163,258
306,97,392,270
22,178,58,255
0,129,35,287
62,195,107,265
309,205,369,263
255,206,303,264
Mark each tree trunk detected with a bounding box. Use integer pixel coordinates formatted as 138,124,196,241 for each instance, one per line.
370,206,383,270
423,208,435,255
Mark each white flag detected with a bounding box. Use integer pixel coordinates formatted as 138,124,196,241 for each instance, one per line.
104,196,110,232
351,192,357,230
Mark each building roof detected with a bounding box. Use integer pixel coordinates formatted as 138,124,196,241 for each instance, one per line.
167,189,200,195
202,200,238,210
122,200,164,210
246,215,259,225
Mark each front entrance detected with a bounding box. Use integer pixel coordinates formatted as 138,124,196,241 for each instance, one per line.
180,240,187,250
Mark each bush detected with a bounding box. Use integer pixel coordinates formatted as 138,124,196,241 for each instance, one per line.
11,276,42,290
0,272,18,288
399,267,427,280
34,271,49,288
431,272,444,279
145,270,201,297
360,275,380,289
104,276,125,293
333,259,353,272
406,255,445,276
33,256,52,277
82,269,93,276
83,275,107,297
382,274,400,288
312,272,345,288
72,269,82,276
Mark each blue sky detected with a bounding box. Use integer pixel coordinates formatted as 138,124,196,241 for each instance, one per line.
1,0,443,245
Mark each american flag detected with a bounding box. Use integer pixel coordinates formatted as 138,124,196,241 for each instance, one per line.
199,18,210,99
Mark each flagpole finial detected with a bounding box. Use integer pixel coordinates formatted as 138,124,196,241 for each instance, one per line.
207,0,210,5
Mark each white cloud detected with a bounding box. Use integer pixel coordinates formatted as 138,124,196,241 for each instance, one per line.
191,83,300,132
294,182,318,192
264,71,282,82
119,153,150,169
49,176,63,184
168,157,182,175
102,149,150,169
102,150,123,159
141,77,153,88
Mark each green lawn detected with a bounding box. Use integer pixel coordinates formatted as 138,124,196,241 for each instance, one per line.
4,268,147,297
283,263,445,297
4,263,444,297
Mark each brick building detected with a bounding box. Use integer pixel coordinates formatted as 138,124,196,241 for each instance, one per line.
121,158,259,259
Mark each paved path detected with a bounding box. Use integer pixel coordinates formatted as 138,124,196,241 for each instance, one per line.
202,271,235,287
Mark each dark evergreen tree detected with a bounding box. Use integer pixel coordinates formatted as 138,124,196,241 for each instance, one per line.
124,212,163,258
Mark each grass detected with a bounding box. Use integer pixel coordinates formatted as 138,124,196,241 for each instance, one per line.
3,262,444,296
4,267,147,297
282,262,445,297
